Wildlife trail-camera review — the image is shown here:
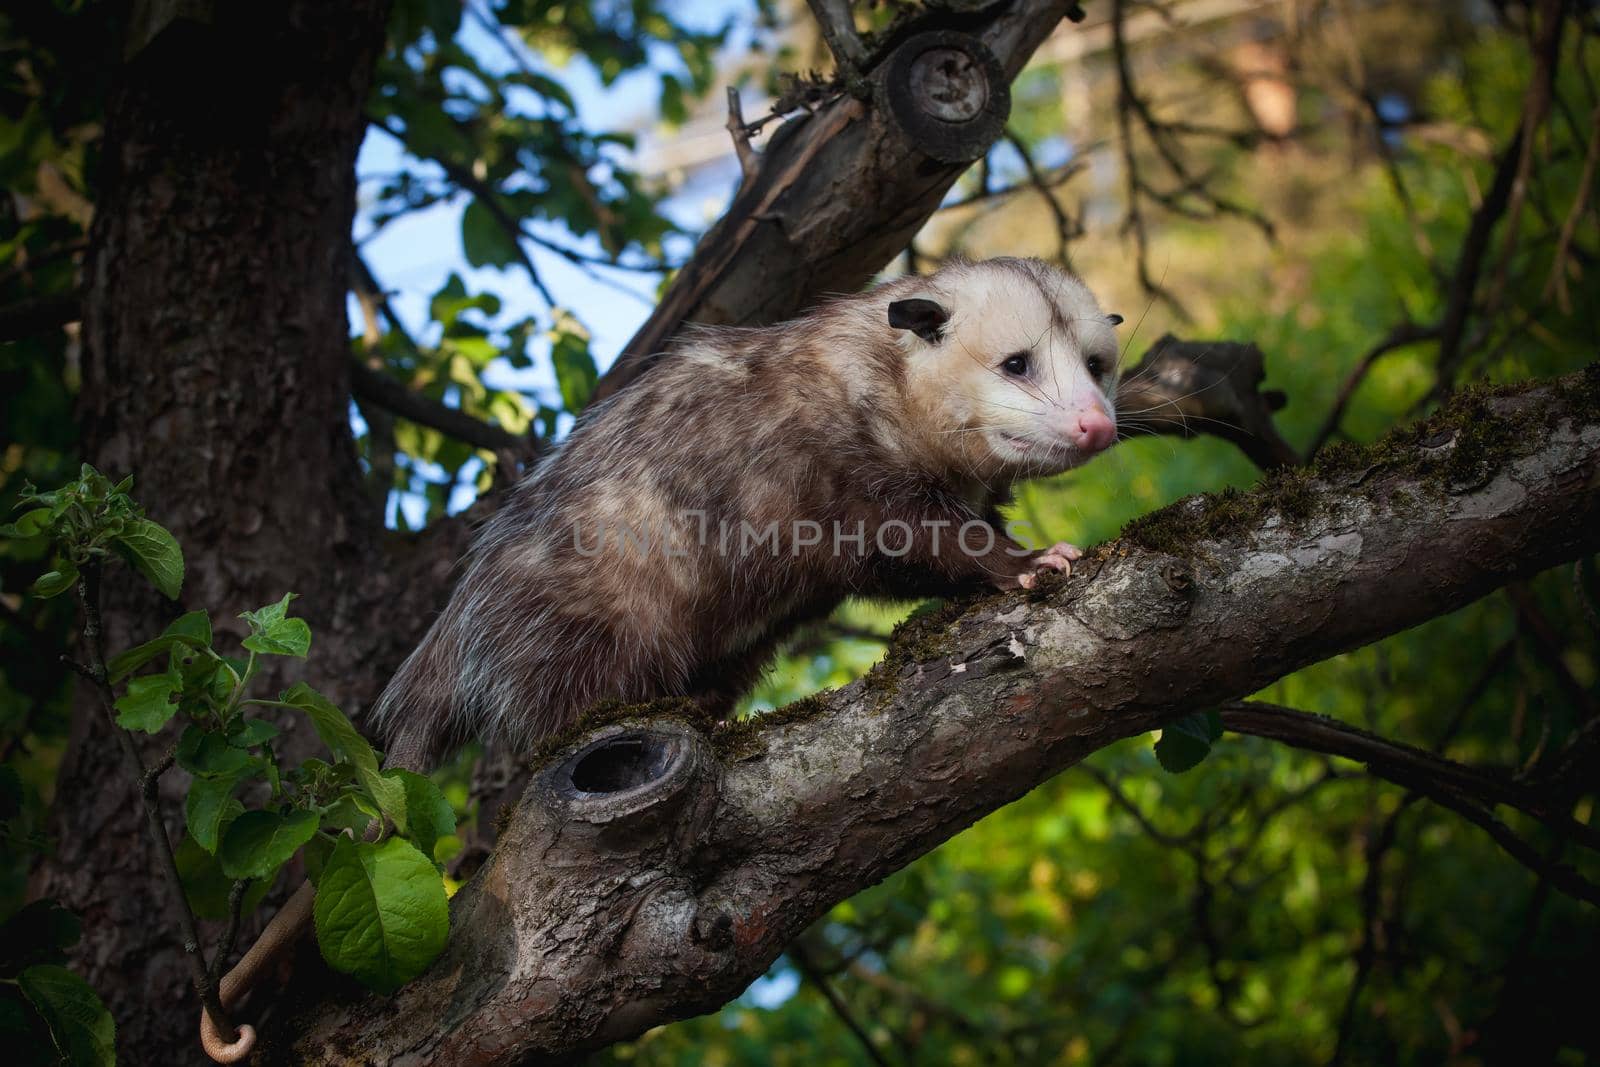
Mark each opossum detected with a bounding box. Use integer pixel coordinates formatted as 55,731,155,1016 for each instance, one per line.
374,255,1122,768
199,256,1122,1062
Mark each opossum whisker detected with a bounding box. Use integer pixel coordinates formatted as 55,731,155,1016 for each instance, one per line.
953,334,1054,409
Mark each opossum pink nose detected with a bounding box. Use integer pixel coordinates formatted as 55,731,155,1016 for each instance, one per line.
1072,409,1116,453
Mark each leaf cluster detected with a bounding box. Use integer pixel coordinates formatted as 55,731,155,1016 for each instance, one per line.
3,470,459,1025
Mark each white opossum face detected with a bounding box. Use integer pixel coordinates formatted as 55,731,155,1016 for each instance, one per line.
890,259,1121,480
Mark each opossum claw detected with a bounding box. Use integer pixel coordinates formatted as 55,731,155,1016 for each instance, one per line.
1015,542,1082,589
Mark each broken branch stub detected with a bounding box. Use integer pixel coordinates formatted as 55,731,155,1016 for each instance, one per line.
1118,334,1303,469
878,31,1010,164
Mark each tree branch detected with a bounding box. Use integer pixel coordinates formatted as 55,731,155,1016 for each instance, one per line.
347,361,544,461
277,368,1600,1063
1218,701,1600,853
1117,335,1300,469
804,0,867,73
593,1,1081,403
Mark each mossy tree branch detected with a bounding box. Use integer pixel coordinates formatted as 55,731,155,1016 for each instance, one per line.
274,368,1600,1064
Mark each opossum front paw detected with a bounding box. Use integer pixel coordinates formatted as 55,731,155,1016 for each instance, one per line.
1013,541,1082,590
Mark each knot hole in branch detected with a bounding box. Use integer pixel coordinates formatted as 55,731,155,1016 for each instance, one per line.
535,721,718,846
569,736,674,793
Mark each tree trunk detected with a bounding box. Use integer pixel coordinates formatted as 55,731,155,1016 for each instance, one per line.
28,5,420,1062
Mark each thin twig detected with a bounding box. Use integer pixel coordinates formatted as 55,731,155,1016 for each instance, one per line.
369,118,556,307
1483,0,1567,319
1432,127,1526,396
804,0,867,73
1308,321,1443,457
725,87,760,187
210,879,252,988
1003,129,1082,270
76,562,238,1041
348,358,541,460
1541,100,1600,312
1221,701,1600,853
790,938,892,1067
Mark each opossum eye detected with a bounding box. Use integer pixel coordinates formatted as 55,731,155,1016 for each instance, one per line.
1085,354,1107,378
1001,352,1030,377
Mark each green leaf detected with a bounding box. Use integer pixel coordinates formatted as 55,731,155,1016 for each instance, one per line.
115,517,184,599
29,563,78,599
387,769,456,862
551,327,598,413
114,674,178,733
302,833,336,886
219,809,319,881
320,793,379,838
280,683,406,832
17,965,115,1067
174,835,271,921
1154,710,1224,774
185,774,244,853
176,726,253,777
108,610,212,682
164,608,212,646
312,837,449,994
0,507,52,539
461,197,522,269
240,593,311,657
227,718,280,749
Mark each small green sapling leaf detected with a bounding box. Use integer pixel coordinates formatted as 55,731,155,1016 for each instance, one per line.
387,769,456,862
0,507,52,539
108,610,212,682
280,683,406,831
114,675,179,733
115,517,184,599
1154,709,1225,774
186,774,245,853
176,726,253,777
219,809,319,881
16,965,115,1067
240,593,312,657
175,835,271,921
227,718,280,748
312,836,449,994
28,563,78,599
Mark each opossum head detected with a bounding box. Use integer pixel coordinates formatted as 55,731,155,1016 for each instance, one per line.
888,258,1121,481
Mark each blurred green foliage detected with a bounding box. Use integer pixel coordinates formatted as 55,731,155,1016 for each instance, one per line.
603,14,1600,1067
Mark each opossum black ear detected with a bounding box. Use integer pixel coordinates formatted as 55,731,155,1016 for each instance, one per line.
887,298,949,344
1105,313,1124,326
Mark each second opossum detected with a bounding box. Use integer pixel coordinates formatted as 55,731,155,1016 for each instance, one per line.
373,256,1123,767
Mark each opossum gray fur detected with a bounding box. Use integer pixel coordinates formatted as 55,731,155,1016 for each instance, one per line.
372,257,1121,767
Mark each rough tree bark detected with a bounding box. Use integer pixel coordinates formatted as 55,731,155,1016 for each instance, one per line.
272,373,1600,1063
26,3,452,1061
